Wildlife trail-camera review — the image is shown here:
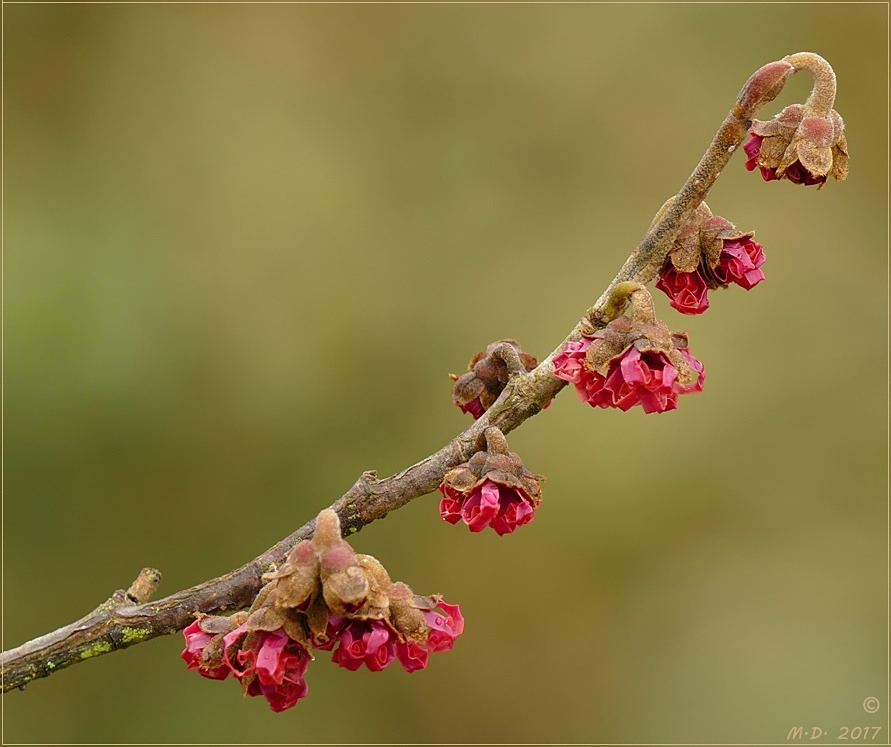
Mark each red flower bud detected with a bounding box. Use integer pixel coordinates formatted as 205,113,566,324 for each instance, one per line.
451,339,538,419
736,60,795,116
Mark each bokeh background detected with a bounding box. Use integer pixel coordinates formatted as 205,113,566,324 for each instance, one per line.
3,3,887,744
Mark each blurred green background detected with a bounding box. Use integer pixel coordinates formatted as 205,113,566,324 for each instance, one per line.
3,3,886,744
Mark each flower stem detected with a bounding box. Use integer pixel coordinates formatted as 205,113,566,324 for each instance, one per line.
588,109,749,315
491,342,527,376
601,281,647,323
483,427,510,456
784,51,837,118
628,287,657,325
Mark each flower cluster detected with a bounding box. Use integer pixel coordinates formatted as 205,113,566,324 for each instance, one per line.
439,427,543,536
654,201,765,315
182,509,463,712
744,104,848,187
173,53,854,724
182,617,311,712
451,339,538,419
554,288,704,414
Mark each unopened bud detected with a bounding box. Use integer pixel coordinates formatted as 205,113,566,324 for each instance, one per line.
451,339,538,419
736,60,794,117
313,508,343,550
354,554,392,617
266,540,321,611
320,545,369,614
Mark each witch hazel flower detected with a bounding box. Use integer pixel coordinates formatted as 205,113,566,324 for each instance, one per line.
744,53,848,187
181,509,464,712
554,285,704,414
439,427,543,536
222,623,312,713
654,201,765,315
327,594,464,674
744,106,847,186
451,339,538,419
182,615,241,681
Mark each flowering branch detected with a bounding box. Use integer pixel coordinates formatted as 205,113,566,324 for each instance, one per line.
1,52,846,698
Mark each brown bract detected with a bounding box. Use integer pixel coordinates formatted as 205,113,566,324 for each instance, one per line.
195,611,248,670
388,582,429,642
751,105,848,185
666,202,754,287
586,314,696,387
441,445,543,505
265,540,320,610
353,554,392,619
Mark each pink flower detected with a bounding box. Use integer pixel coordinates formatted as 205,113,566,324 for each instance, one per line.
553,338,602,405
654,267,710,315
439,478,535,536
328,601,464,674
245,677,310,713
393,601,465,671
245,630,309,687
655,237,765,314
714,238,765,290
181,620,230,680
674,348,707,394
744,132,824,185
552,338,593,383
557,344,705,414
744,134,775,179
457,397,485,419
782,160,826,186
422,601,464,653
394,639,429,673
589,347,677,412
330,619,398,672
222,624,311,712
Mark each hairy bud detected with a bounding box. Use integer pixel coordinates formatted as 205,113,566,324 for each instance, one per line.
736,59,795,117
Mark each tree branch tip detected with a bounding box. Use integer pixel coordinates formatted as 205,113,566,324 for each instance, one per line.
124,567,162,605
